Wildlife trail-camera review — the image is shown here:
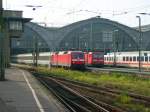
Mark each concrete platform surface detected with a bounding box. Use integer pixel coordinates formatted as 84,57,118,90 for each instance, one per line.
0,68,69,112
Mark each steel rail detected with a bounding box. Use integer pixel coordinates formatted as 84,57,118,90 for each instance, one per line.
87,66,150,76
43,75,125,112
44,75,150,107
35,75,110,112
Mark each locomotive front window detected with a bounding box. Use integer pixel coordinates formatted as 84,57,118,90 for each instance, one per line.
72,53,84,59
93,53,104,58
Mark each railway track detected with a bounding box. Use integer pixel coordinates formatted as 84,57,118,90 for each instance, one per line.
12,63,150,111
34,74,110,112
35,74,150,111
88,66,150,77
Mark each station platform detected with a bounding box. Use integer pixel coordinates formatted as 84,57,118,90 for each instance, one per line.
0,68,69,112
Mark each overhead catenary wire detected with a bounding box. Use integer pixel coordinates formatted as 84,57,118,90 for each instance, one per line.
7,0,150,27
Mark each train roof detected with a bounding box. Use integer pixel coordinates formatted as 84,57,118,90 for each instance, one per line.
12,52,52,57
105,51,150,56
12,53,32,57
12,51,84,57
88,51,103,54
55,51,83,55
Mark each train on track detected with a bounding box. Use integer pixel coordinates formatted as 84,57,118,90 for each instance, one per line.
12,50,150,69
51,51,85,69
11,51,104,69
84,51,104,66
104,51,150,69
11,52,51,66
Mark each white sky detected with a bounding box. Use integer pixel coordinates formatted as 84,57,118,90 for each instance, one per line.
3,0,150,27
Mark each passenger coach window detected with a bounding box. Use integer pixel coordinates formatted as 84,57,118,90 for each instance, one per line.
133,56,136,61
137,56,139,61
145,56,148,62
107,57,109,61
109,57,112,61
141,56,144,61
126,57,129,61
123,57,125,61
130,57,132,61
109,57,111,61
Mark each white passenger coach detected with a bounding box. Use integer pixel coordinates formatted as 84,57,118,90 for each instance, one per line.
104,51,150,68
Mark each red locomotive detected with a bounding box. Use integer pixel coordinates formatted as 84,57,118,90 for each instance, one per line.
84,51,104,66
50,51,85,69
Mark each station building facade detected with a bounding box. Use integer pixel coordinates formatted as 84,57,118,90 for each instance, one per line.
11,17,150,54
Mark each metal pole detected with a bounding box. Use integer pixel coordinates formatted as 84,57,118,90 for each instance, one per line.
0,0,5,81
33,36,36,66
113,30,118,66
0,0,2,10
113,33,116,66
90,22,93,51
136,16,142,72
78,36,80,50
35,37,38,67
33,36,38,67
0,34,5,80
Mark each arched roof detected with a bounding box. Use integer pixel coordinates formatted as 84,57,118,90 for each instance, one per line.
25,22,59,50
57,17,139,47
24,17,150,51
